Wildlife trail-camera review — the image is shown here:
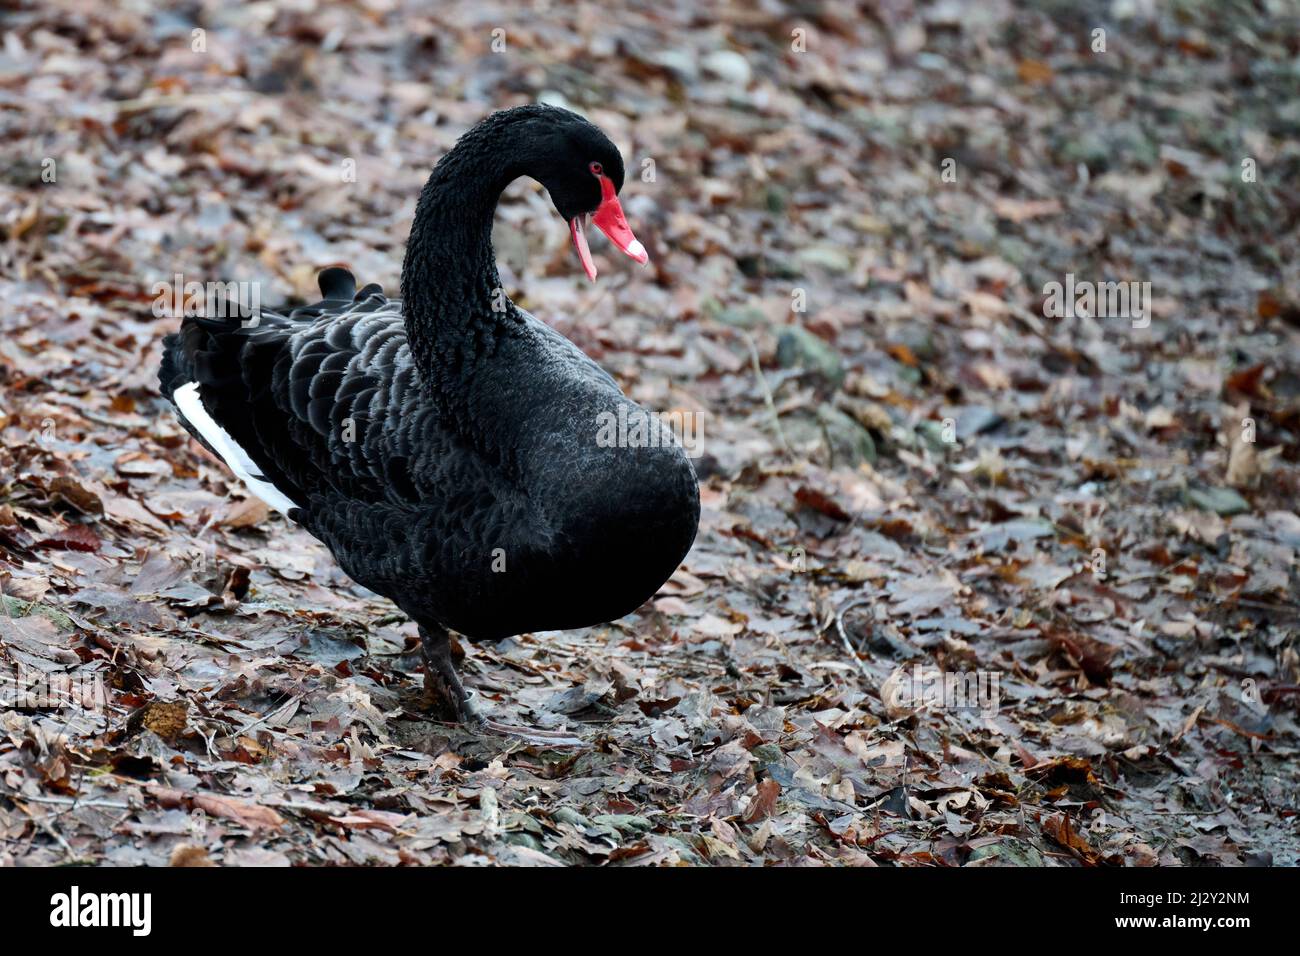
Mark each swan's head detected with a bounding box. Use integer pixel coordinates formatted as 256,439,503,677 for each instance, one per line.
526,108,649,282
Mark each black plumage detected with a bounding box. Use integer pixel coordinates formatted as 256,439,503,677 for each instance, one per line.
159,105,700,723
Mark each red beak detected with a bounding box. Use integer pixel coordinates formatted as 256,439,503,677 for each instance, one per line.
569,175,649,282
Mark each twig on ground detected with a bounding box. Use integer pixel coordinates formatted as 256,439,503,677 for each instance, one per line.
834,599,876,686
738,330,792,456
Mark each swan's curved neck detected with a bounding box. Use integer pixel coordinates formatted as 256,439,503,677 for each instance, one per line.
400,117,534,382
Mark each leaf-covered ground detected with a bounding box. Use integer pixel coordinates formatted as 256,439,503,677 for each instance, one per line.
2,0,1298,866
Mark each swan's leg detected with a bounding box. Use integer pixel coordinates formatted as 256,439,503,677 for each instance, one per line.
419,624,585,747
419,624,477,724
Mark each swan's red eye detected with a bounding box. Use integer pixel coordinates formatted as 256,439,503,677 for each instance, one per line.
589,161,603,177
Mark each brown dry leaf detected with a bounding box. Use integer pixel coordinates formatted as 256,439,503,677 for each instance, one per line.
2,574,51,602
794,485,851,521
223,496,270,528
115,452,171,477
741,778,781,824
170,844,217,867
1224,363,1267,398
329,809,411,832
48,475,105,514
35,523,101,552
652,596,697,616
150,786,285,831
192,794,286,831
1016,59,1054,83
1042,813,1103,865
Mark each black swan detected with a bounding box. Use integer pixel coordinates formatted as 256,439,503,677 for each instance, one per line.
159,104,701,728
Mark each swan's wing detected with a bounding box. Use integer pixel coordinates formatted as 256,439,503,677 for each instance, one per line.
159,270,436,514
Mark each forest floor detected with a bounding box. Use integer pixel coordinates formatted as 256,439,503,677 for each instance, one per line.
1,0,1298,866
